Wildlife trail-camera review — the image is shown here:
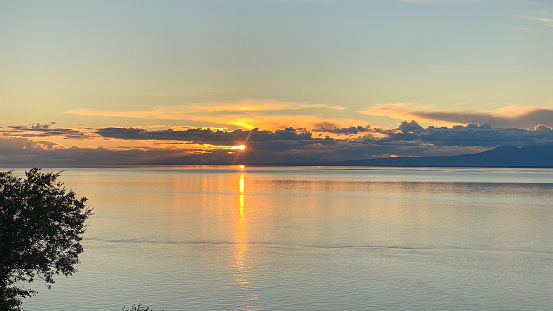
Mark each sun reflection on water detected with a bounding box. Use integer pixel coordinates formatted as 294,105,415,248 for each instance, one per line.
234,171,260,305
235,173,248,287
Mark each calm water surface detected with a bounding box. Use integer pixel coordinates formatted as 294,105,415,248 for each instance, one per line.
14,167,553,310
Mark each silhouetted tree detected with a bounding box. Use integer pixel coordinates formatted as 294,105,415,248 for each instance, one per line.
0,168,92,310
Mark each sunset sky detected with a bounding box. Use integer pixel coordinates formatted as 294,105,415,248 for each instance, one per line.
2,0,553,166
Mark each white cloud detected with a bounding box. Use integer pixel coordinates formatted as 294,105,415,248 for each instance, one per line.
525,16,553,27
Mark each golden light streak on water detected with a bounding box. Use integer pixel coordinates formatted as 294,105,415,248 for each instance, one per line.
235,173,249,288
239,174,245,194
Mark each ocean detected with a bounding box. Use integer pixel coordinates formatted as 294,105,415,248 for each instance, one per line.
14,166,553,310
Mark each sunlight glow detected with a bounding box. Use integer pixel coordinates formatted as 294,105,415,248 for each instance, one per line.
232,144,246,150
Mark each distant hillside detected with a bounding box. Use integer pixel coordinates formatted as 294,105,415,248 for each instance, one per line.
319,145,553,168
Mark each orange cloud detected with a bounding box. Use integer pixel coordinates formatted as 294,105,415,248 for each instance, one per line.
191,99,345,112
360,103,458,126
65,99,360,130
66,99,345,118
215,114,366,130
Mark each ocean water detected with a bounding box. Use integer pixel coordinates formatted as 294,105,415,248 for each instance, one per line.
13,166,553,310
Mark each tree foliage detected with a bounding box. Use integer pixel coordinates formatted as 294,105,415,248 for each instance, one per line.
0,168,92,310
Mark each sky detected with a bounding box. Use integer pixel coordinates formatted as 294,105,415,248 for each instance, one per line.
1,0,553,166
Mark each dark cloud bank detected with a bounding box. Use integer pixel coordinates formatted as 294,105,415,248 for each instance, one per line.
2,121,553,167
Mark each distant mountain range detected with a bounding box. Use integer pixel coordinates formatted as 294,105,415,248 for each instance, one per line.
315,145,553,168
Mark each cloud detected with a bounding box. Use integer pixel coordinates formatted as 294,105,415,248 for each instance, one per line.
525,16,553,27
362,103,553,129
66,99,355,130
189,99,346,113
0,137,57,152
4,118,553,167
372,120,553,147
66,99,345,115
534,124,553,131
313,125,373,135
1,124,93,140
0,134,485,167
0,140,235,167
95,127,316,145
203,114,362,130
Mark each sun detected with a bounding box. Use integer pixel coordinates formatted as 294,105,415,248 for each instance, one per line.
231,144,246,151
